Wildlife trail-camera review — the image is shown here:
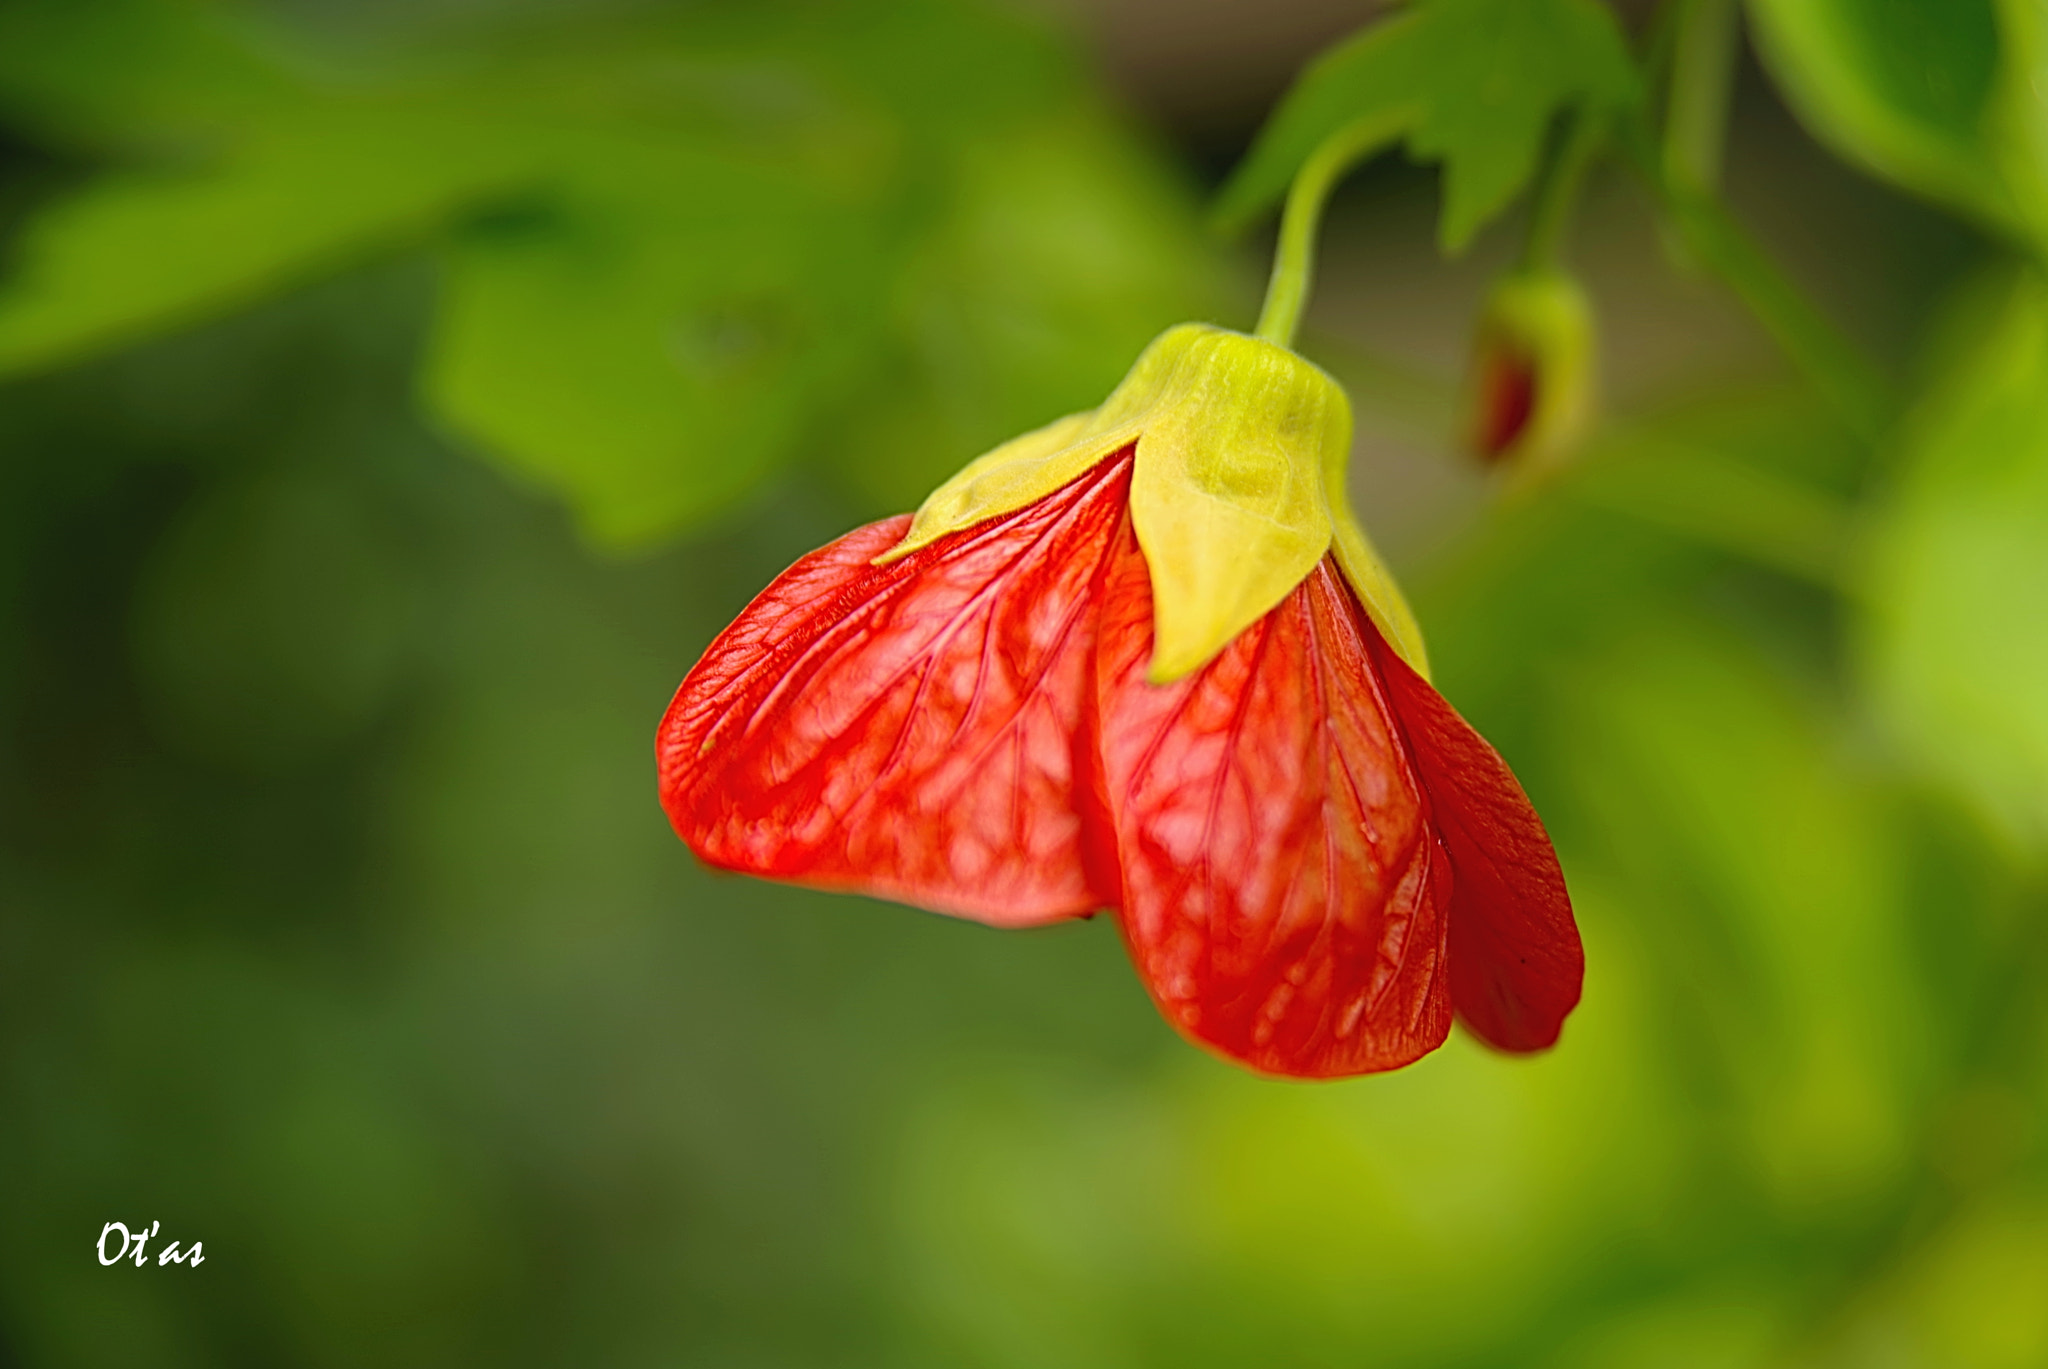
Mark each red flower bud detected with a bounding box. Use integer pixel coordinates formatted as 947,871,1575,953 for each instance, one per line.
1467,269,1595,477
1475,340,1540,461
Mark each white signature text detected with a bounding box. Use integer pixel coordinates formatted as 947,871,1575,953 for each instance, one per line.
97,1222,204,1267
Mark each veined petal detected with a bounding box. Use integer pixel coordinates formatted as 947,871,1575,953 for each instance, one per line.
1094,533,1454,1078
658,453,1135,925
1371,634,1581,1052
877,409,1121,563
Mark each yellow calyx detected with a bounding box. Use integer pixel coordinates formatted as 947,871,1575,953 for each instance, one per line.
879,323,1429,683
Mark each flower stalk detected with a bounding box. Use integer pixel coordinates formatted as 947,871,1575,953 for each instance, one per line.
1628,0,1889,439
1255,112,1408,349
1662,0,1740,197
1523,107,1606,272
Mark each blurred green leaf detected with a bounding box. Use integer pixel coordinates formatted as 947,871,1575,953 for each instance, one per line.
1860,264,2048,852
423,146,888,546
0,104,539,376
1999,0,2048,250
0,0,1226,547
1746,0,2048,250
1215,0,1639,250
0,0,294,133
824,112,1234,516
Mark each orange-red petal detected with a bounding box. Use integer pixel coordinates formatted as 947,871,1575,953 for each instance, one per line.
657,453,1135,926
1093,533,1454,1078
1371,634,1582,1052
658,448,1577,1075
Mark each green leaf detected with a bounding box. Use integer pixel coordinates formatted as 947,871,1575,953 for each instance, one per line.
1214,0,1639,251
422,146,888,548
823,112,1232,515
1746,0,2048,249
0,104,539,376
1859,264,2048,851
0,1,561,376
0,0,293,134
0,0,1226,549
1999,0,2048,247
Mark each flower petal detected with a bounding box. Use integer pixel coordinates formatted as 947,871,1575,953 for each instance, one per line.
1095,539,1453,1078
658,453,1134,926
1370,633,1582,1052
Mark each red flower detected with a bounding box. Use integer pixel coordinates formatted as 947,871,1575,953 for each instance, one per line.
659,326,1580,1078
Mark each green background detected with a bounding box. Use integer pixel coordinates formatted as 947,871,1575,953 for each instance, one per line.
3,0,2046,1364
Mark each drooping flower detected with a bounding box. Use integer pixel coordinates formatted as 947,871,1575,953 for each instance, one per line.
658,324,1581,1078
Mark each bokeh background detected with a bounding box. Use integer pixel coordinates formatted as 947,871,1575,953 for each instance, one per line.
4,0,2047,1365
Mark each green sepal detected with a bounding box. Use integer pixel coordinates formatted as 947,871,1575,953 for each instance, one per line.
883,323,1430,683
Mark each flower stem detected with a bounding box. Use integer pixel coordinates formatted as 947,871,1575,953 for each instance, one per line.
1255,112,1407,349
1522,107,1605,272
1638,0,1889,437
1659,188,1889,439
1662,0,1739,196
